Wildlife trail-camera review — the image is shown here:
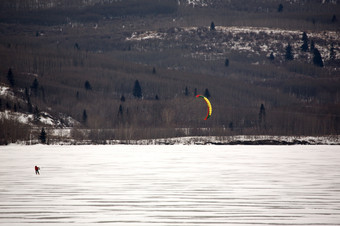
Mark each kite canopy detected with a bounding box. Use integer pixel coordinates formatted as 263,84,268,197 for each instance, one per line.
196,95,212,120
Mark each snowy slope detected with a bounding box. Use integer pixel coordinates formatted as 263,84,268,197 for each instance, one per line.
126,26,339,65
0,85,78,128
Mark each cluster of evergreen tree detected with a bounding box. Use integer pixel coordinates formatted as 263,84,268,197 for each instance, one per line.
283,32,332,67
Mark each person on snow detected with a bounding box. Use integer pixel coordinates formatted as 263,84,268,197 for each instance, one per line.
35,166,40,175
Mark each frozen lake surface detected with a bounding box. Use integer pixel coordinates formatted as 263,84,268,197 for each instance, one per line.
1,145,340,226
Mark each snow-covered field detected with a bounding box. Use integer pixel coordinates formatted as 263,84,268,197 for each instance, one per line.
1,145,340,226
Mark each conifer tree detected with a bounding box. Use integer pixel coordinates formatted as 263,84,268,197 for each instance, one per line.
31,78,39,96
118,105,123,115
228,122,234,131
185,86,189,96
301,32,308,52
310,40,315,52
120,95,125,102
210,21,215,31
27,102,33,113
313,48,324,67
39,128,46,144
259,104,266,128
133,80,142,99
225,58,229,67
74,43,80,50
331,14,337,23
301,32,308,42
277,4,283,12
330,43,335,61
84,80,92,90
204,88,211,98
25,87,30,100
82,109,88,123
6,102,11,110
7,68,14,87
285,44,293,60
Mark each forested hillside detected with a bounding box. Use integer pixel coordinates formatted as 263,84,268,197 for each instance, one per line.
0,0,339,144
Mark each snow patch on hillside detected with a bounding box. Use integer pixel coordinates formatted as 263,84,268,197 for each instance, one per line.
0,110,33,124
0,110,76,127
126,26,339,65
0,86,16,100
0,85,79,128
186,0,209,7
126,31,166,41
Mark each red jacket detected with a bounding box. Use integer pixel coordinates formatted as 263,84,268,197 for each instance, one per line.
35,166,39,171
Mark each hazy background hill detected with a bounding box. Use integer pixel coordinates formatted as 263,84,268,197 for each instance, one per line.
0,0,339,144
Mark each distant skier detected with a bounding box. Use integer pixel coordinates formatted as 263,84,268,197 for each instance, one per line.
35,166,40,175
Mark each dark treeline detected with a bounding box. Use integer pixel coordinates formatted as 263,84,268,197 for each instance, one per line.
0,0,178,25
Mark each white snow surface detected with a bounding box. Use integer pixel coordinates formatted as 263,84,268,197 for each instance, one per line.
1,145,340,226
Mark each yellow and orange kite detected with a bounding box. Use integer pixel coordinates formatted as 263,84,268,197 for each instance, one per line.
196,95,212,120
